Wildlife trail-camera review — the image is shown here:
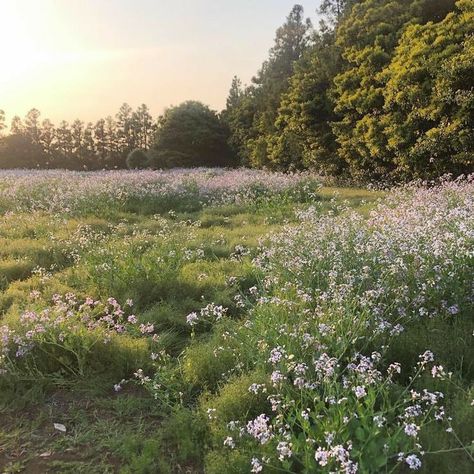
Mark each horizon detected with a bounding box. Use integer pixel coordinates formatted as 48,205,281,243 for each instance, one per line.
1,0,320,126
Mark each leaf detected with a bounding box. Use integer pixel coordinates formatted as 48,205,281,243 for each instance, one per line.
53,423,67,433
355,427,366,441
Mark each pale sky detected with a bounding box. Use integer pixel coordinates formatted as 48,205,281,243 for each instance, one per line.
0,0,321,125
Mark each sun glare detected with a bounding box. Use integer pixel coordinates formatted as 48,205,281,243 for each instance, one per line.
0,0,100,117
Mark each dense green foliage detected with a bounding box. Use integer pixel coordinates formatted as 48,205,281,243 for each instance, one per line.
382,0,474,177
149,101,235,168
225,0,472,180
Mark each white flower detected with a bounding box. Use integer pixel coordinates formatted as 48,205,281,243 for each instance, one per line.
277,441,293,461
405,454,422,470
353,386,367,399
250,457,263,473
404,423,419,437
186,312,199,326
223,436,235,449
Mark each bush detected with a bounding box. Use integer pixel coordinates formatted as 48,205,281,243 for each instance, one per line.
126,149,149,169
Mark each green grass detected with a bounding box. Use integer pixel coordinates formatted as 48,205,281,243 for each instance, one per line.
1,182,471,473
0,187,376,472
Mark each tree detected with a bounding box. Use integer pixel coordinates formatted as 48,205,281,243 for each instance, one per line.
82,122,96,169
226,76,244,110
24,108,41,144
104,116,122,168
54,120,73,167
150,101,235,168
247,5,313,166
126,149,149,169
116,103,135,157
271,31,345,173
222,78,258,165
319,0,356,27
39,119,55,166
331,0,456,179
10,116,24,135
382,0,474,178
94,119,108,166
132,104,154,150
0,134,46,169
0,110,6,136
224,5,312,168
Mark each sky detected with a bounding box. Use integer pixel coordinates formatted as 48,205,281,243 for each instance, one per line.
0,0,321,125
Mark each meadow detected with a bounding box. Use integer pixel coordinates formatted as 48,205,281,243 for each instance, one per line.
0,169,472,474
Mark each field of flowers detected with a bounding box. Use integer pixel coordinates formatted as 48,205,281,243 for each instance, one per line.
0,168,319,215
0,169,472,473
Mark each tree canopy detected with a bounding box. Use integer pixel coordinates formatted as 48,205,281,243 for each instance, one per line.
149,101,235,169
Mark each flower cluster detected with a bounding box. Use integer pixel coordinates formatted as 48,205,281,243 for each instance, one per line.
201,178,473,472
0,294,153,377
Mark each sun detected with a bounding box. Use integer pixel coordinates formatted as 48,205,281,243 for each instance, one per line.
0,1,59,93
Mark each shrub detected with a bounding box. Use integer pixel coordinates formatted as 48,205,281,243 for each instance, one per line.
200,370,270,426
126,149,149,169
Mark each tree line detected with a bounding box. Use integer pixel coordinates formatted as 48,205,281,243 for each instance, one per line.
1,0,472,180
224,0,473,180
0,104,156,169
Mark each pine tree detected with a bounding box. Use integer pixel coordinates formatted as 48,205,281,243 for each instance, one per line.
133,104,154,150
0,110,6,136
39,119,55,165
82,123,96,169
116,103,135,156
10,116,24,135
24,108,41,144
226,76,244,110
225,5,312,168
94,119,108,166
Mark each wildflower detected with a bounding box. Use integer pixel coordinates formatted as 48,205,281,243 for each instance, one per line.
373,415,385,428
447,304,459,315
277,441,293,461
353,386,367,399
404,423,419,437
250,458,263,473
186,312,199,326
271,370,286,387
247,414,273,444
405,454,422,470
139,323,154,334
248,383,267,394
223,436,235,449
268,346,285,364
315,447,330,466
431,365,447,379
418,351,434,365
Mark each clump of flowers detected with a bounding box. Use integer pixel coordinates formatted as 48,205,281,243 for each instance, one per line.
0,293,153,378
194,178,474,472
